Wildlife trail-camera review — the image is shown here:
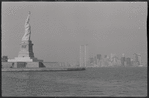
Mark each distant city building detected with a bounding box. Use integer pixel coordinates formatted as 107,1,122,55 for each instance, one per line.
133,53,140,66
96,54,100,66
97,54,102,61
89,57,94,64
121,57,125,66
1,56,8,62
126,57,131,66
96,54,102,67
112,56,121,66
124,61,127,66
133,53,138,62
122,53,125,57
110,53,113,62
104,55,107,58
101,55,110,67
101,57,109,67
110,53,116,60
137,54,142,65
94,56,97,65
120,53,125,66
131,58,134,66
89,53,144,67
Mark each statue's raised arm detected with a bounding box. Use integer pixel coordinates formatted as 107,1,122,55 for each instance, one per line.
22,11,31,41
25,11,31,25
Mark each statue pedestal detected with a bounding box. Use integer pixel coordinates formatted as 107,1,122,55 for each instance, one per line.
12,62,45,68
8,40,43,63
8,57,43,62
18,40,34,58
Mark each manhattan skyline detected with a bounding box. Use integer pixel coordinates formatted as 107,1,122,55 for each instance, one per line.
2,2,147,64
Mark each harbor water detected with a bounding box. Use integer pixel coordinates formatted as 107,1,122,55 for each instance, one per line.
2,67,147,96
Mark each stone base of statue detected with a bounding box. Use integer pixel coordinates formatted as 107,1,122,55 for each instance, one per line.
8,40,43,62
11,62,45,68
8,40,44,68
18,40,34,58
8,57,43,62
8,59,45,68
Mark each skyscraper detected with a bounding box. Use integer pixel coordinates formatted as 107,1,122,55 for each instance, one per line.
110,53,114,62
137,54,142,65
80,45,84,67
131,58,133,66
80,44,88,67
94,56,97,66
89,57,94,64
121,54,125,66
133,53,139,66
102,55,109,67
97,54,102,67
126,57,131,66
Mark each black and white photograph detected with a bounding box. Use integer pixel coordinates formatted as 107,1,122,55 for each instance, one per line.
1,1,147,97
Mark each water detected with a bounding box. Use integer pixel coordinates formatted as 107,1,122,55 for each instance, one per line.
2,67,147,97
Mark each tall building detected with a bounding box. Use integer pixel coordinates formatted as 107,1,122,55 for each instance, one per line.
97,54,102,61
110,53,116,60
80,44,88,67
137,54,142,65
121,53,125,66
97,54,102,67
89,57,94,64
126,57,131,66
133,53,139,66
104,55,107,58
102,55,110,67
80,45,84,67
131,58,133,66
112,56,120,66
133,53,138,61
94,56,97,66
122,53,125,57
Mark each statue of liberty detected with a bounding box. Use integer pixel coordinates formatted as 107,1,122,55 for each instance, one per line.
22,11,31,41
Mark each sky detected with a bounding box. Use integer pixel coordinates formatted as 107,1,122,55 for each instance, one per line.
2,2,147,64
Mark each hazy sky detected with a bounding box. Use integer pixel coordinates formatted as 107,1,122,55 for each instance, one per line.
2,2,147,64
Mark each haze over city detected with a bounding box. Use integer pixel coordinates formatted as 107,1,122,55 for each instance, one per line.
2,2,147,65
